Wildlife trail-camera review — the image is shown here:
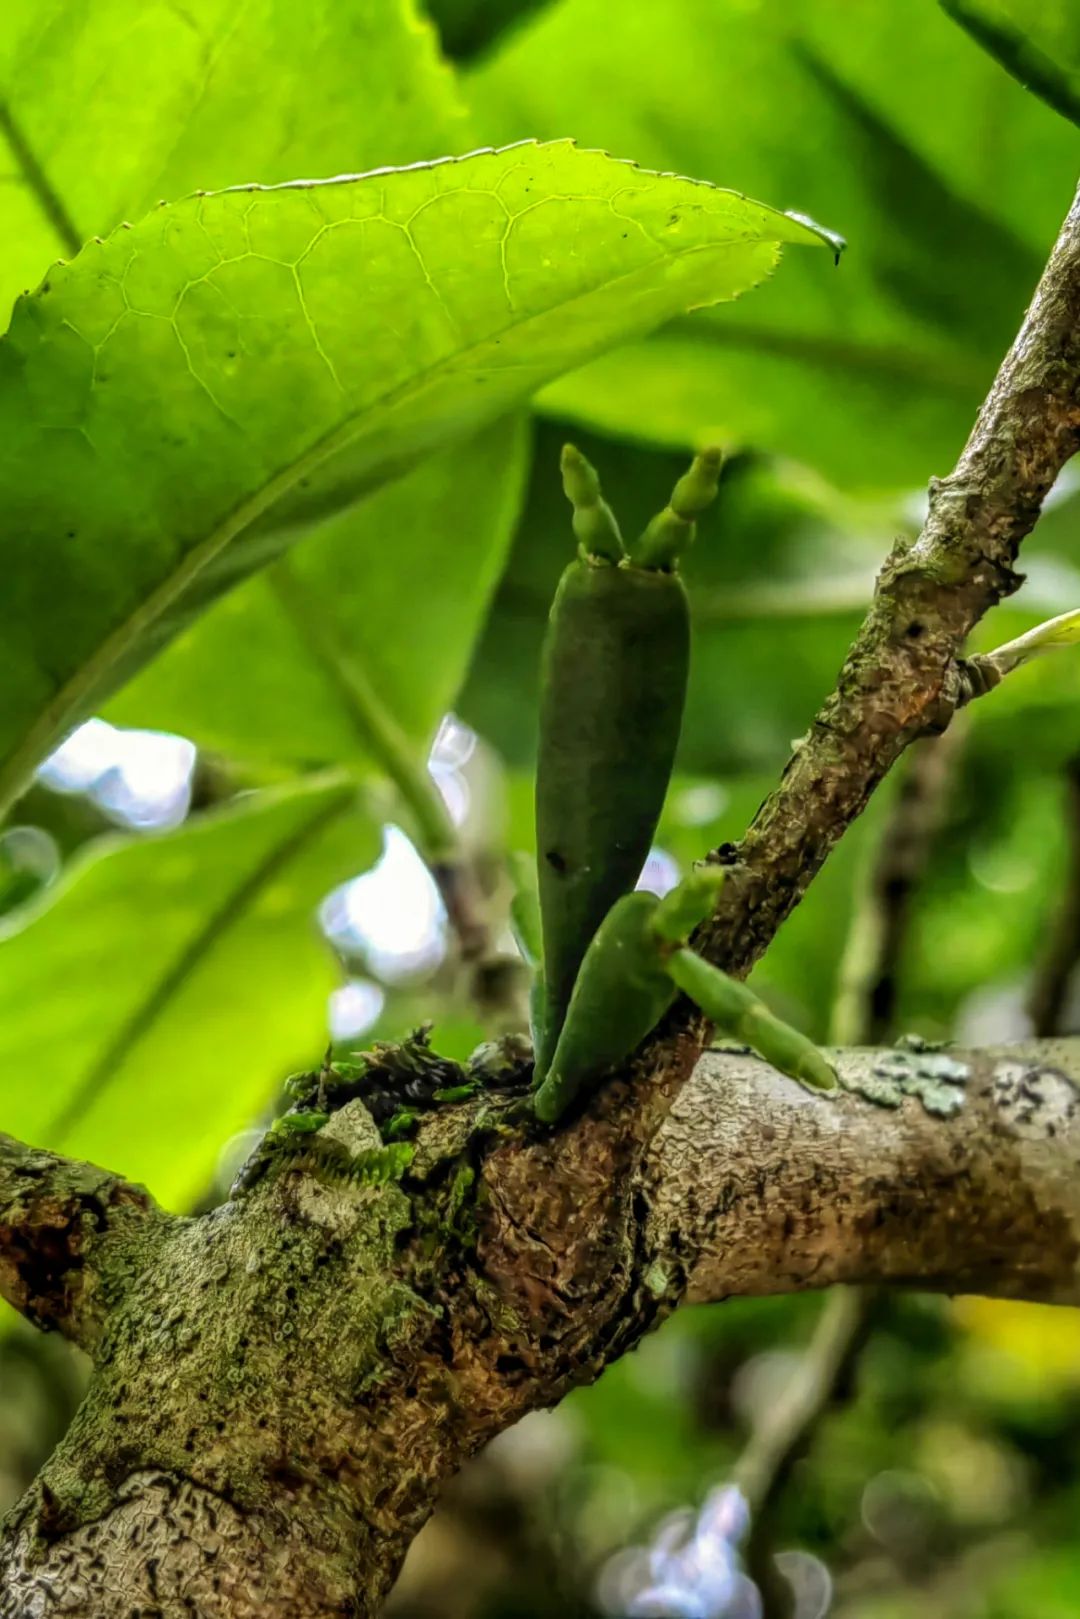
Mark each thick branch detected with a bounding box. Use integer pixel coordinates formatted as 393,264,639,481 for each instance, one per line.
0,1133,167,1350
642,1040,1080,1306
698,180,1080,980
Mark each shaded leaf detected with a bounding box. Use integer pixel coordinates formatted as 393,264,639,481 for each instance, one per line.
107,415,531,769
0,776,377,1210
424,0,552,59
942,0,1080,127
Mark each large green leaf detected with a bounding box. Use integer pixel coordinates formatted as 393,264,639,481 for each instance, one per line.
2,0,531,799
0,776,376,1211
0,0,467,320
942,0,1080,127
107,414,530,769
0,143,836,814
465,0,1076,489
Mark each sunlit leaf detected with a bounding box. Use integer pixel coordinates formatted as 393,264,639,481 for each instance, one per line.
0,776,377,1211
3,0,526,809
0,0,467,320
0,143,835,815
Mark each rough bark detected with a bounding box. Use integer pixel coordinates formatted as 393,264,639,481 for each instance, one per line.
697,178,1080,981
0,1135,167,1351
644,1039,1080,1305
2,1037,1080,1614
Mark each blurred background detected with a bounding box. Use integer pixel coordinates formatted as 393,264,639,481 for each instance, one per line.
3,0,1080,1614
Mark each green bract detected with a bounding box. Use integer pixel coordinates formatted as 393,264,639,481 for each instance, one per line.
532,891,674,1124
532,446,720,1079
528,450,835,1123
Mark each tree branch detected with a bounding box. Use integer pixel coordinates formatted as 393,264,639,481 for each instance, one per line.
0,1133,168,1351
5,168,1080,1619
697,179,1080,982
641,1039,1080,1307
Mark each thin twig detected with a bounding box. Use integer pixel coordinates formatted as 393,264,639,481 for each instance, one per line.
734,1287,878,1617
1028,755,1080,1035
695,180,1080,985
735,731,962,1614
830,726,966,1046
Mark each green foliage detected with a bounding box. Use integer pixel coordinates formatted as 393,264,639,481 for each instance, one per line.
942,0,1080,126
0,0,469,322
3,0,1080,1608
425,0,550,59
105,415,531,778
466,0,1077,488
0,777,377,1209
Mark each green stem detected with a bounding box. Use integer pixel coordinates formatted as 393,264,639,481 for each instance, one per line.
666,947,836,1090
268,562,456,864
560,444,624,561
630,446,722,570
0,101,82,260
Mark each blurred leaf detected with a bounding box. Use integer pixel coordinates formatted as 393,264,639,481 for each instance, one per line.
466,0,1077,488
988,1549,1080,1618
0,0,468,321
107,416,530,769
0,775,377,1210
954,1299,1080,1387
942,0,1080,127
897,745,1068,1037
424,0,551,59
0,144,835,816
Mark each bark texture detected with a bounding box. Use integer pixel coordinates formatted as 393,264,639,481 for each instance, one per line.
3,1038,1080,1614
645,1039,1080,1304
